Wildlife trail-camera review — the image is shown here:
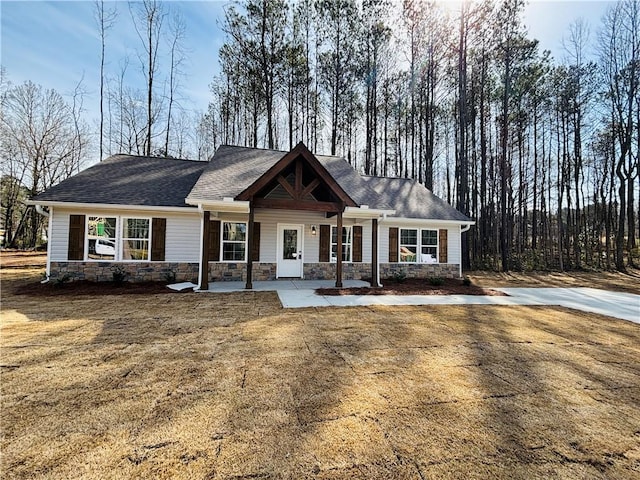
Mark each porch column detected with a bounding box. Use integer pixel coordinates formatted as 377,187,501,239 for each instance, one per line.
335,209,343,288
199,211,210,291
245,203,254,290
371,218,380,287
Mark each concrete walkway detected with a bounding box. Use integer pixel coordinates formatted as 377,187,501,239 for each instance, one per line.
201,281,639,324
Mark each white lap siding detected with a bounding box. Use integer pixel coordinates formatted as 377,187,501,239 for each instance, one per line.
49,208,201,262
217,210,373,264
379,221,461,265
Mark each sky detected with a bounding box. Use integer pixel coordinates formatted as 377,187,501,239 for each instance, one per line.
0,0,616,134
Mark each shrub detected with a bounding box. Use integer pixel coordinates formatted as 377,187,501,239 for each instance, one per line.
428,276,444,286
462,277,472,287
54,274,71,287
110,265,128,286
391,269,407,284
164,270,177,283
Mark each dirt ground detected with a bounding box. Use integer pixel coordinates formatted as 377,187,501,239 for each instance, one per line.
317,278,504,296
1,267,639,479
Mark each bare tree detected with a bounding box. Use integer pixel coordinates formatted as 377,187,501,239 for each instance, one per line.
95,0,117,161
164,11,186,156
0,80,89,246
598,0,640,270
130,0,166,156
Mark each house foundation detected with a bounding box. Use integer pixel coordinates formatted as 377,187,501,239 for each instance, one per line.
49,261,460,283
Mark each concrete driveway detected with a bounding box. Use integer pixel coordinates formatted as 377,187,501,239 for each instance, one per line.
278,286,640,323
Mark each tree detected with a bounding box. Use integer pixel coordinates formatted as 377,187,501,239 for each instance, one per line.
598,0,640,270
130,0,166,156
222,0,288,149
164,12,186,156
315,0,361,156
95,0,117,162
0,80,89,247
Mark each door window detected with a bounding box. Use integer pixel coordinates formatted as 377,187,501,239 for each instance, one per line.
283,229,298,259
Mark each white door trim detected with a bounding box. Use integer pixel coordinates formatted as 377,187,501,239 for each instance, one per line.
276,223,304,278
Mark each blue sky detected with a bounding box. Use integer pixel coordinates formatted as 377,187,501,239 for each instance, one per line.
1,1,227,118
1,0,615,127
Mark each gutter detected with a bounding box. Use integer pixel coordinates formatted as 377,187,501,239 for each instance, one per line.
35,204,49,217
25,200,199,213
186,197,250,214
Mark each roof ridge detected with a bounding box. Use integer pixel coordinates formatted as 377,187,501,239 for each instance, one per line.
106,153,205,164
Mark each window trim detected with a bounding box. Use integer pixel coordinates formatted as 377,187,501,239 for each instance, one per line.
121,216,152,262
420,229,439,264
84,215,154,262
86,215,118,262
331,225,352,263
398,228,439,264
220,221,248,263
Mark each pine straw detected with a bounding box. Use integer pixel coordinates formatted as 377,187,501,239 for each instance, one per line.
1,271,639,479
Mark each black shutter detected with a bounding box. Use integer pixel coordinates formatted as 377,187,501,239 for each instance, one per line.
439,229,448,263
388,227,398,263
151,218,166,261
68,214,85,260
352,225,363,262
209,220,221,262
251,222,261,261
319,224,330,262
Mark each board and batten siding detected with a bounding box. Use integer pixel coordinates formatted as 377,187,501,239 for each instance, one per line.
49,208,201,262
378,222,461,265
217,210,373,264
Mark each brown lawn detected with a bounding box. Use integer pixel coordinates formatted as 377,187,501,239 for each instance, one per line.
1,267,639,479
469,268,640,295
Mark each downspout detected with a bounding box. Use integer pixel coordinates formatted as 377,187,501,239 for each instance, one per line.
34,204,52,282
460,224,471,278
197,204,205,291
376,213,390,287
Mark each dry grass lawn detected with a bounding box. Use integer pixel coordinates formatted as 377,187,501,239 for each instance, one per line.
1,268,640,479
469,268,640,295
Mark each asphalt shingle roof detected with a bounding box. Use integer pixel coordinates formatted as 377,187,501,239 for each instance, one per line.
186,145,388,209
33,146,471,222
32,154,207,208
362,176,473,222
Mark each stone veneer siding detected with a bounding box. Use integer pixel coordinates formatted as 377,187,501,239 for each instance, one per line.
50,262,199,283
380,263,459,279
51,261,459,283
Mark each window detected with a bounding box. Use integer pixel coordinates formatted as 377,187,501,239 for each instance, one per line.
87,216,117,260
222,222,247,261
421,229,438,263
122,218,150,260
85,216,155,262
400,229,417,262
331,226,352,262
399,228,439,263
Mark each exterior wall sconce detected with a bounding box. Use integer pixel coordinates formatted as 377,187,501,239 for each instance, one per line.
311,225,317,236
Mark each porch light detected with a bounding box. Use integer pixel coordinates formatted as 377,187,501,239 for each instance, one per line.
311,225,317,236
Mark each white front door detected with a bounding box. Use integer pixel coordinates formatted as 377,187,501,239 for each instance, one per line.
277,224,304,278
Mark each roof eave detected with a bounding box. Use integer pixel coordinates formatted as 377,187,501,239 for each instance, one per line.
343,206,396,219
379,216,475,225
26,200,199,213
185,197,251,214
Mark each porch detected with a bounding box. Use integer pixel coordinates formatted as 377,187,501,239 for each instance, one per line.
202,278,370,293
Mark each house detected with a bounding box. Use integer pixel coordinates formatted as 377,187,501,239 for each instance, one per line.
28,143,474,289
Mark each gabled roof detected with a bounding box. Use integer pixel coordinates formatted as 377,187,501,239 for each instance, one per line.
31,146,472,223
32,154,207,208
362,176,473,222
235,142,356,207
186,145,388,209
